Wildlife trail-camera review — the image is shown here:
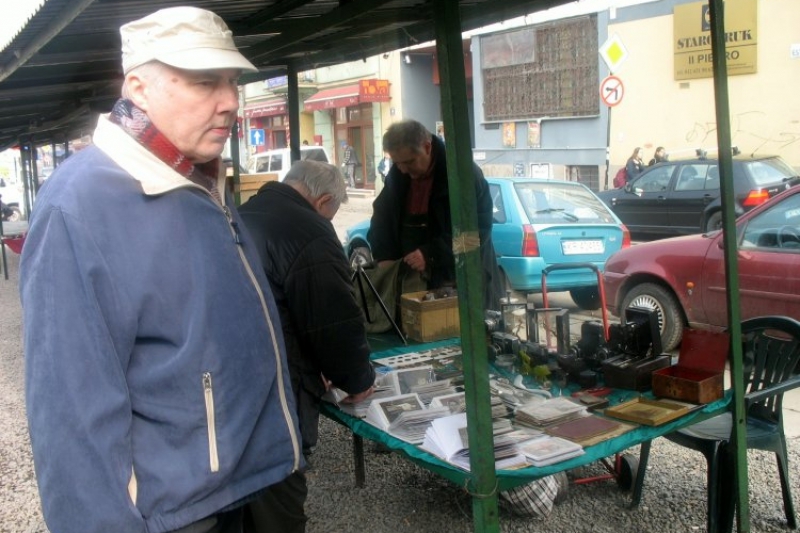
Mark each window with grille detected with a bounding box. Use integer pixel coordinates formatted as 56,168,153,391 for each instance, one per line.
568,165,600,192
481,16,599,121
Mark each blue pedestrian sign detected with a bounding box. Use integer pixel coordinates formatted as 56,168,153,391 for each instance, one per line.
249,128,265,146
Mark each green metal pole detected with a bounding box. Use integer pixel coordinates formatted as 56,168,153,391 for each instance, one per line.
708,0,748,530
230,118,242,206
432,1,499,532
287,62,301,164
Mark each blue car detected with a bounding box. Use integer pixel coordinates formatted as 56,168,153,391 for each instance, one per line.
343,177,630,310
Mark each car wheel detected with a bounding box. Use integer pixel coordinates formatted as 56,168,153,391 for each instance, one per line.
349,246,372,270
498,269,524,304
705,211,722,233
569,287,601,311
620,282,684,352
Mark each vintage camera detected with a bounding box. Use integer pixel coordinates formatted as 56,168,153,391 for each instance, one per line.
568,321,613,364
606,306,663,357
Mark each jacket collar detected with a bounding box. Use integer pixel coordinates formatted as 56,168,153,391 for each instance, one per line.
93,114,227,202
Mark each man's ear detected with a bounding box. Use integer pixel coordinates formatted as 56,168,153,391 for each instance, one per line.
125,73,149,111
314,193,333,211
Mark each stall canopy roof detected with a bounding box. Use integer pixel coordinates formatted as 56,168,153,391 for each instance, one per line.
0,0,572,151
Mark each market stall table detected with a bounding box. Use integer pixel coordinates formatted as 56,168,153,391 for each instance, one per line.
320,338,732,504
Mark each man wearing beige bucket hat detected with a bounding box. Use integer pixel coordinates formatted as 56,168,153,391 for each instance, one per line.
20,6,305,533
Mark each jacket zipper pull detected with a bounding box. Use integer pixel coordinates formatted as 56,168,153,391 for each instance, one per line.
231,221,242,245
222,206,243,245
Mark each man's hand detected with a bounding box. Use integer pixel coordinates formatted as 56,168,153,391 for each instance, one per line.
403,248,426,272
341,385,375,404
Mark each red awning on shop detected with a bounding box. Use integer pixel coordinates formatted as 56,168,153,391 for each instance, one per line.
244,98,287,119
304,79,391,111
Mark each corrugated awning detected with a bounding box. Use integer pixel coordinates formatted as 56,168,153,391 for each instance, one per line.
244,98,287,119
304,79,391,111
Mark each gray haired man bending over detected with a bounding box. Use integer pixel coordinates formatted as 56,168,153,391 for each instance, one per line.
238,161,376,529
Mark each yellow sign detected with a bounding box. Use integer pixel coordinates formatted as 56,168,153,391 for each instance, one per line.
673,0,757,80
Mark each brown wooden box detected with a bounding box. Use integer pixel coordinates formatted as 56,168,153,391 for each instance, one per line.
652,329,729,404
400,291,460,342
229,173,279,203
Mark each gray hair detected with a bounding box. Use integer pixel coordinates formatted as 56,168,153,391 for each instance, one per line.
383,120,431,154
284,160,348,208
121,61,165,98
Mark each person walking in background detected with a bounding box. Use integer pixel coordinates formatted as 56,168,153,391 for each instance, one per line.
377,152,392,184
19,7,303,533
342,142,359,188
626,147,645,180
367,119,502,310
649,146,668,166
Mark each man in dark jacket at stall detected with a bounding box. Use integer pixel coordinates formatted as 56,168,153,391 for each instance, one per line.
240,160,375,455
368,119,502,310
239,160,375,529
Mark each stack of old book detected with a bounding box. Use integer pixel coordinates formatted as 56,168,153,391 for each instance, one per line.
429,391,510,419
518,435,585,466
515,396,632,448
514,396,587,428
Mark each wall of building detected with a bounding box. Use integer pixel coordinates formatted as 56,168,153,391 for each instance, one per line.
399,54,442,134
470,13,610,184
609,0,800,171
467,0,800,189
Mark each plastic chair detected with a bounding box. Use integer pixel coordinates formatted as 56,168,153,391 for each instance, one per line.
632,316,800,533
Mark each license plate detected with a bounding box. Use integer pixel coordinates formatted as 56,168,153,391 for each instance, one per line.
561,240,604,255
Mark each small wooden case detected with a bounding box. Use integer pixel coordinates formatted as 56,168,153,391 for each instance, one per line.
652,329,729,404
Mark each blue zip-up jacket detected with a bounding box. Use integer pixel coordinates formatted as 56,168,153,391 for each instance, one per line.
20,115,302,533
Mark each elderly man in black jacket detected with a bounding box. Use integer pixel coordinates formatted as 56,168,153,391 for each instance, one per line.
240,161,375,456
239,160,375,530
368,119,502,310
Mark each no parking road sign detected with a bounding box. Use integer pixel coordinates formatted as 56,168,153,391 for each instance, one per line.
600,75,624,107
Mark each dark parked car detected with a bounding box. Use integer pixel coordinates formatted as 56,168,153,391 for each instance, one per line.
344,177,630,310
603,185,800,351
597,154,798,238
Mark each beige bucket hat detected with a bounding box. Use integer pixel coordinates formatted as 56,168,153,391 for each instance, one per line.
120,6,257,74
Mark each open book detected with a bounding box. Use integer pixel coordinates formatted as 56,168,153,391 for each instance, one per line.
421,413,531,471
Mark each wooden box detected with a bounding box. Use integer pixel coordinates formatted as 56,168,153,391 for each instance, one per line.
400,291,460,342
652,329,729,404
230,173,279,203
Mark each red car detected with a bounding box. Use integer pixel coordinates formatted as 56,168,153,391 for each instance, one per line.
603,185,800,351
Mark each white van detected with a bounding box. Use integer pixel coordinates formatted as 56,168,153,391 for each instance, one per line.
246,146,331,181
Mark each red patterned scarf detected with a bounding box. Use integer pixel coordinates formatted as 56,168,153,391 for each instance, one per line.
109,99,221,203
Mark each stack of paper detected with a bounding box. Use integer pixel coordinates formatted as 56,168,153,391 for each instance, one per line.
322,370,400,418
429,391,510,419
514,396,587,428
366,393,449,444
410,379,457,405
421,413,530,471
519,436,585,467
